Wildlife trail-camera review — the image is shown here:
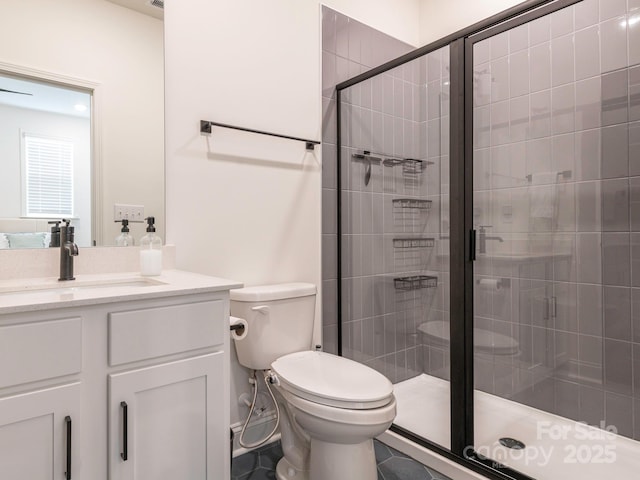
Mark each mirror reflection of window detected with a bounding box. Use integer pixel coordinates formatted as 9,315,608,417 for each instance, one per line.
23,135,75,218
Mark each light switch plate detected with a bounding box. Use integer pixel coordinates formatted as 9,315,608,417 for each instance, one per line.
114,204,144,222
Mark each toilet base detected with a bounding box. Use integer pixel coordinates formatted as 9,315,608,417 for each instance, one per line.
276,438,378,480
309,438,377,480
276,456,308,480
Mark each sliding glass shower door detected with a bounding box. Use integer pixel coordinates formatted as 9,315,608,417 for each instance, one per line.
338,46,451,449
470,1,640,477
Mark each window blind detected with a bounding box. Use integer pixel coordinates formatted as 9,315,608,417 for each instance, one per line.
24,135,74,216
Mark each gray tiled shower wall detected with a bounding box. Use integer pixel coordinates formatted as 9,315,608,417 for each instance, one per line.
321,7,413,353
470,0,640,441
339,49,451,384
322,6,452,384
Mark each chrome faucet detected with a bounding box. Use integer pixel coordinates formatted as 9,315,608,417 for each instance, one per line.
59,219,79,281
478,225,503,254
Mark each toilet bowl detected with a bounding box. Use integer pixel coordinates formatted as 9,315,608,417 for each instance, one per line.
272,351,396,480
231,283,397,480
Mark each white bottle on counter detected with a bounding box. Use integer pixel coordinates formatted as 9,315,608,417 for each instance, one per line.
140,216,162,276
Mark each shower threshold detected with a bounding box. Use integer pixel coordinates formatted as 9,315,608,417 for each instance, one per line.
393,374,640,479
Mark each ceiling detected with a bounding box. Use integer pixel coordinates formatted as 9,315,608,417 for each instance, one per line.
107,0,164,20
0,74,91,119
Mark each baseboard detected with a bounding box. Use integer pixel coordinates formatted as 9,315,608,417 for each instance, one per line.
231,412,280,457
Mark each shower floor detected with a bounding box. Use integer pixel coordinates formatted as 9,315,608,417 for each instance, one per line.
393,374,640,479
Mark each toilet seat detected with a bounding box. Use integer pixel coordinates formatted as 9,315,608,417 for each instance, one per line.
271,351,393,409
279,386,397,428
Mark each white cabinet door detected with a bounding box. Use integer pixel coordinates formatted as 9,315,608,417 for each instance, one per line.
0,382,81,480
109,353,226,480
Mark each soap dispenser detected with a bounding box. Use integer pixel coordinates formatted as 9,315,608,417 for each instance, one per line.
115,219,135,246
139,216,162,276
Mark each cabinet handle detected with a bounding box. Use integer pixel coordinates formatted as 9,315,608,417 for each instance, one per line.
65,416,72,480
120,401,128,461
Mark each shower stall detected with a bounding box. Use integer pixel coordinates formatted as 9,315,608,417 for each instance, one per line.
328,0,640,478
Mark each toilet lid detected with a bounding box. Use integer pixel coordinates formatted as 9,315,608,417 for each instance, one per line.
271,351,393,409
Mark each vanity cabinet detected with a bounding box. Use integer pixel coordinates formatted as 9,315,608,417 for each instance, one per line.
0,383,80,480
0,314,83,480
105,298,227,480
108,353,223,480
0,272,238,480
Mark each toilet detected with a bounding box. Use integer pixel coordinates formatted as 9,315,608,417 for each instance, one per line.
230,283,396,480
418,320,519,356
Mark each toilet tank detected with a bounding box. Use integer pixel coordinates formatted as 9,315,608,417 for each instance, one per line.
230,283,316,370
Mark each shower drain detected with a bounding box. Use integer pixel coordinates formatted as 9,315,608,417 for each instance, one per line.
499,437,526,449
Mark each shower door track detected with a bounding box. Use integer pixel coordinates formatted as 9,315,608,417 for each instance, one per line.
335,0,583,479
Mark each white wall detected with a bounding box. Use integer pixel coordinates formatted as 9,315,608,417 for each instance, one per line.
325,0,421,46
0,105,91,245
419,0,527,45
165,0,422,428
0,0,164,246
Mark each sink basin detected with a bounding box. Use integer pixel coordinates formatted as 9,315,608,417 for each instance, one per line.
0,277,166,297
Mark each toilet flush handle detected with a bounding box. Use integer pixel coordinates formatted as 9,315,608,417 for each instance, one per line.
251,305,270,315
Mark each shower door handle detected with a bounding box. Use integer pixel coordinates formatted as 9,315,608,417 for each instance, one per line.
470,229,477,261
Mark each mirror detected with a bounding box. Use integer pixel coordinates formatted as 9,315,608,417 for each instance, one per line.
0,0,164,248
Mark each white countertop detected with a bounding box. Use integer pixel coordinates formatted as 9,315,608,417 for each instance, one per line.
0,269,243,315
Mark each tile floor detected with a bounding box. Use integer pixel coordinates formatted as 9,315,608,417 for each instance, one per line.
231,438,452,480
